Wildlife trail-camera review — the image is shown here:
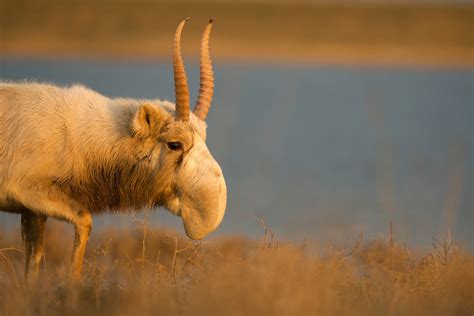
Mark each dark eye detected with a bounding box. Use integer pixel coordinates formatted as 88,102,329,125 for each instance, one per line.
167,141,182,151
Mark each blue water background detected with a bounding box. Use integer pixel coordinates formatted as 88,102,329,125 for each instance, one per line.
1,57,472,249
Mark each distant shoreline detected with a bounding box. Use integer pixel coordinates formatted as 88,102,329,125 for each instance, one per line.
2,47,472,69
1,1,472,68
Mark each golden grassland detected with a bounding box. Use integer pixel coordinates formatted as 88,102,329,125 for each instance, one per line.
0,219,473,315
1,0,473,66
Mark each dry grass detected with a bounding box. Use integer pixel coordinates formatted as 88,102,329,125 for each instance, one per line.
1,0,473,66
0,219,473,316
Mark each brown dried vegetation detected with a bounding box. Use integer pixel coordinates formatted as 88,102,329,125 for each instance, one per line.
0,220,472,316
1,1,472,66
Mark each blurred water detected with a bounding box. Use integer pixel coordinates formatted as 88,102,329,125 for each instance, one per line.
1,57,472,249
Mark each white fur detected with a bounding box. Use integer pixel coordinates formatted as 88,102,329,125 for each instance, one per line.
0,81,226,277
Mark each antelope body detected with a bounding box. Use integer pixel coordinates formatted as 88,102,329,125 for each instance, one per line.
0,19,226,279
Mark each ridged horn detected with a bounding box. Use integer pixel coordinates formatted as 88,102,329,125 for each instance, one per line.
173,17,191,121
193,18,215,121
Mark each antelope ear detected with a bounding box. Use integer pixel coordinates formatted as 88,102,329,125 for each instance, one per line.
132,104,164,137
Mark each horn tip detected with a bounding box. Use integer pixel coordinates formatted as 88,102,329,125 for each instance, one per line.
184,17,191,22
209,18,214,24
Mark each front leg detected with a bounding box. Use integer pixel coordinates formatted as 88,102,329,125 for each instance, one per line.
10,183,93,280
70,210,92,279
21,210,47,280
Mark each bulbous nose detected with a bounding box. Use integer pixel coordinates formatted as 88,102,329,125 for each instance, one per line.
211,167,226,230
175,133,227,240
181,165,227,240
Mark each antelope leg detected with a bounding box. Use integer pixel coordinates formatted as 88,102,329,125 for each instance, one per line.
21,210,47,280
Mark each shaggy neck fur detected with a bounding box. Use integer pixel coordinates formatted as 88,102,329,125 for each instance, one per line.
56,92,182,213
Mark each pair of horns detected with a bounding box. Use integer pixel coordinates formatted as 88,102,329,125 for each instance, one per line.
173,18,214,121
